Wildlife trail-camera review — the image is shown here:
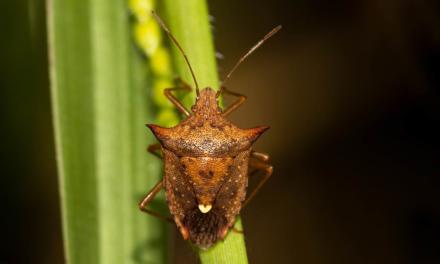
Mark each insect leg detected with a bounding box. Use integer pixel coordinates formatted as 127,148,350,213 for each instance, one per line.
219,86,247,117
245,151,270,178
139,180,173,223
147,143,162,159
164,78,192,117
232,226,244,234
242,159,273,208
251,151,270,162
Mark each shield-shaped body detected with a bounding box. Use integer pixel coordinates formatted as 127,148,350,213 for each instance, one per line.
148,88,267,248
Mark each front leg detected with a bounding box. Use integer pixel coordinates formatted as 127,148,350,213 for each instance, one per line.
164,78,192,117
218,86,247,117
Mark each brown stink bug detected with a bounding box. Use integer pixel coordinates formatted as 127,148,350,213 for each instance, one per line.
139,12,281,249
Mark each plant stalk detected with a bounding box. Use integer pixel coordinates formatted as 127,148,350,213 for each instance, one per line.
162,0,249,263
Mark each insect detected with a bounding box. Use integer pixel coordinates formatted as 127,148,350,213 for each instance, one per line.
139,12,281,249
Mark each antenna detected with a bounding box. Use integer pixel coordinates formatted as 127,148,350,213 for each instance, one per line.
217,25,282,97
152,11,200,97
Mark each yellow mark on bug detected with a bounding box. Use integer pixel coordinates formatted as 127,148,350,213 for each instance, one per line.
198,204,212,213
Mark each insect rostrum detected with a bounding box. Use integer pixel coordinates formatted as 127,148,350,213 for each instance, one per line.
139,12,279,249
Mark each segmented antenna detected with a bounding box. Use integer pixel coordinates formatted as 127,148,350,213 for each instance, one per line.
152,11,200,97
217,25,282,97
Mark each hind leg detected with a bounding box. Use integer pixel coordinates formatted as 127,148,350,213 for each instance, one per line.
242,152,273,208
139,180,173,223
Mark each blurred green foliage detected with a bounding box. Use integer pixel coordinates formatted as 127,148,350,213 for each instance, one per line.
47,0,166,263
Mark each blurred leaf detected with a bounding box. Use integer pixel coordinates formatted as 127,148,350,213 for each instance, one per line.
47,0,167,263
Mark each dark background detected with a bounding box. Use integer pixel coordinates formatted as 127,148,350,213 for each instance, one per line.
1,0,439,263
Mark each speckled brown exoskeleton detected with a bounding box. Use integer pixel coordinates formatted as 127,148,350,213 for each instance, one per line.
139,12,281,249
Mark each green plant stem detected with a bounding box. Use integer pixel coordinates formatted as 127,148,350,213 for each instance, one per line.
47,0,166,263
162,1,249,263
